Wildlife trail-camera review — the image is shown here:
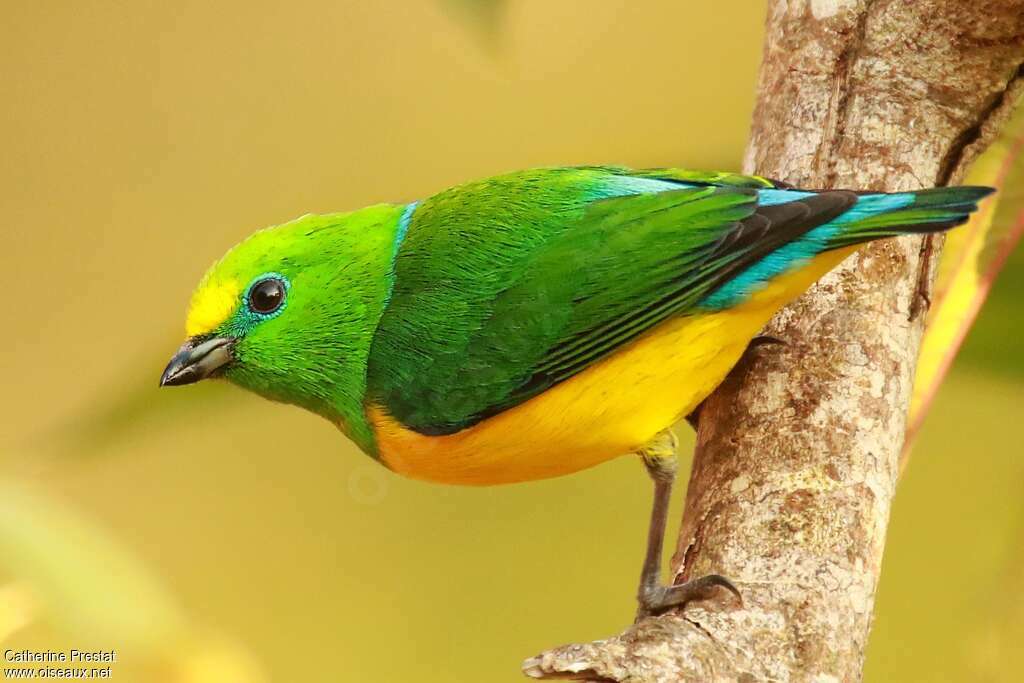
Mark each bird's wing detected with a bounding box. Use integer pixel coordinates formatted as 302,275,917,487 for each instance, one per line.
366,167,854,435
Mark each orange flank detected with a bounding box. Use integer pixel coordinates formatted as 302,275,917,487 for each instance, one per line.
369,248,856,485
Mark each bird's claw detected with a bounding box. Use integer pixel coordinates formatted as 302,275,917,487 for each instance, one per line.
748,334,787,348
636,573,742,620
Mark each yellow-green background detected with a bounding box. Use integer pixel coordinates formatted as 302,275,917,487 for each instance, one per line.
1,1,1021,680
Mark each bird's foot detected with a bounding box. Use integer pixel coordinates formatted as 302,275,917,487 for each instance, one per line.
635,573,742,621
748,334,787,349
633,432,742,622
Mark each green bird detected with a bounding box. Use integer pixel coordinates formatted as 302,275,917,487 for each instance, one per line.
160,166,991,616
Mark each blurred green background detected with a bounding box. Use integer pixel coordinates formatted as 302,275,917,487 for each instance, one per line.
1,1,1021,681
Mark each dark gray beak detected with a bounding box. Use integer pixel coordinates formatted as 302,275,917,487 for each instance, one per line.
160,337,235,387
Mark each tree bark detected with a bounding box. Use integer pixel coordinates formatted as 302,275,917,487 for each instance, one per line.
524,2,1024,681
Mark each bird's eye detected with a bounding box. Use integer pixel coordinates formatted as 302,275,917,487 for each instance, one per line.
248,277,286,315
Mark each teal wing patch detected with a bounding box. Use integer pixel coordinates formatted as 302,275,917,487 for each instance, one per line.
367,168,853,435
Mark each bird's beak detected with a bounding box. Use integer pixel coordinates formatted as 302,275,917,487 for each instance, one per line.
159,336,236,387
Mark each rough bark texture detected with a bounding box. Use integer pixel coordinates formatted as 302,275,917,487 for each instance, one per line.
525,1,1024,681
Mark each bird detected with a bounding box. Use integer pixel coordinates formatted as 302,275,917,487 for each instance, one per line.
160,166,991,617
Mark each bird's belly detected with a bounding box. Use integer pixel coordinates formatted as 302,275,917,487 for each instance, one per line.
369,249,853,486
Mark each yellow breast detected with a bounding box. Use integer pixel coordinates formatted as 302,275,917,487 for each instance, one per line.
369,249,855,486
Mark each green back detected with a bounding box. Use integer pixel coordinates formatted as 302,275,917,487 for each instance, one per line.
365,167,825,435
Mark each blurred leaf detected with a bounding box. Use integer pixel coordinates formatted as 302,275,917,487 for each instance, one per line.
0,582,35,642
904,102,1024,463
440,0,507,45
0,481,267,682
0,481,186,644
42,345,236,459
172,635,266,683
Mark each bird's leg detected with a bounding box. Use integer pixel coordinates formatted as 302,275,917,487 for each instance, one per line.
635,430,742,621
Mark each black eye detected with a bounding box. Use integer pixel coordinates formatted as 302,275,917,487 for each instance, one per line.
248,277,286,315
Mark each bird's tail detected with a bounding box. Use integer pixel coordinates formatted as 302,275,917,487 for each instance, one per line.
825,186,994,250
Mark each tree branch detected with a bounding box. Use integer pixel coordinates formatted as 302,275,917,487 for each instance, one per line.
525,1,1024,680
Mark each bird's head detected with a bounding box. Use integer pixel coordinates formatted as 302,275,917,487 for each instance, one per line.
160,204,404,444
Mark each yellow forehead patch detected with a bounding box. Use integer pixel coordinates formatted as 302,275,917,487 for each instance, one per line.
185,278,241,337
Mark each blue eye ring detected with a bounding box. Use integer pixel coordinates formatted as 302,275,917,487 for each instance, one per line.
244,273,290,319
